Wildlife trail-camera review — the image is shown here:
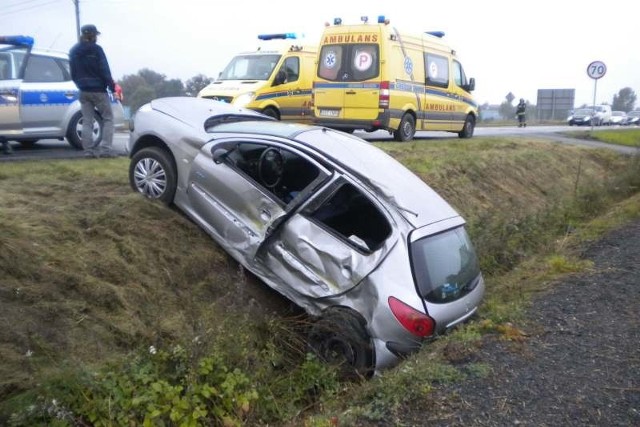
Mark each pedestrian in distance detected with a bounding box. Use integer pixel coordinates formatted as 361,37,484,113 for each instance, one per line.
516,98,527,128
69,24,121,158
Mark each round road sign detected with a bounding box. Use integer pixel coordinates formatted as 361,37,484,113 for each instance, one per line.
587,61,607,80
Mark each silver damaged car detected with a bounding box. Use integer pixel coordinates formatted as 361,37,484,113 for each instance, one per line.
127,97,485,376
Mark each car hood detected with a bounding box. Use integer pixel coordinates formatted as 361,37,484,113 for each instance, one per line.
148,97,267,134
199,80,265,97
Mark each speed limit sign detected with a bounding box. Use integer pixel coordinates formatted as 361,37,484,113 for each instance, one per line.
587,61,607,80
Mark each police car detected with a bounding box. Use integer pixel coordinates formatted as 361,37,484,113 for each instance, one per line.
0,35,125,151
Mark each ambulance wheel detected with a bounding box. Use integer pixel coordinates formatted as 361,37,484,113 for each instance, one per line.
262,107,280,120
394,113,416,142
458,114,475,139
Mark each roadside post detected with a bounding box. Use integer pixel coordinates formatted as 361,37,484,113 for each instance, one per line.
587,60,607,131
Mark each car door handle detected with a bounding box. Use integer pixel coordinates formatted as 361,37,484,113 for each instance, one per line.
64,91,77,99
346,90,356,95
260,208,271,222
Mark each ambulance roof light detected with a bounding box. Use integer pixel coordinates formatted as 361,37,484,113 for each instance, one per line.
426,31,445,38
378,15,389,24
361,16,368,23
333,18,342,25
0,35,34,47
258,33,297,41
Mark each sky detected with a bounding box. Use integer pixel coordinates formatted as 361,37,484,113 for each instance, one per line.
2,0,638,108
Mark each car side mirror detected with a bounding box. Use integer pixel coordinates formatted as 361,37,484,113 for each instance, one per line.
465,77,475,92
212,147,229,164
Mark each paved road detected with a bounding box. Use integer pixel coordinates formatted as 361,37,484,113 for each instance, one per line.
1,125,638,162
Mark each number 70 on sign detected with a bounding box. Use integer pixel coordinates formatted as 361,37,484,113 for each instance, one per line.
587,61,607,80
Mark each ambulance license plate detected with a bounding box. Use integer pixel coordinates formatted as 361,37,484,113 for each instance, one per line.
319,109,339,117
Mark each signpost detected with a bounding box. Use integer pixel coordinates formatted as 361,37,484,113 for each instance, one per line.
587,61,607,131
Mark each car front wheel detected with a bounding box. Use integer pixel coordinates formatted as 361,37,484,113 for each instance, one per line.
308,308,374,379
458,114,475,138
129,147,177,205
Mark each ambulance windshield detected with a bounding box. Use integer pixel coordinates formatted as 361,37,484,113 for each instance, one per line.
218,54,281,81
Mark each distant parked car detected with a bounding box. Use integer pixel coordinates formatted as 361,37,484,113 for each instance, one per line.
127,96,485,376
610,111,627,125
624,110,640,126
0,35,126,149
568,108,595,126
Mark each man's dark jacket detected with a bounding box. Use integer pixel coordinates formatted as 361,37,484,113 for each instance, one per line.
69,41,115,93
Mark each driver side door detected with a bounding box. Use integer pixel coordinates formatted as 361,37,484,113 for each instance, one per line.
185,138,329,269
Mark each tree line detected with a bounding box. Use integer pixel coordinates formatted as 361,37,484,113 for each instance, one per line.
118,69,213,114
482,87,637,122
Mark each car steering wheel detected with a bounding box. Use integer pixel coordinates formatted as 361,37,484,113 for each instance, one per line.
258,147,284,188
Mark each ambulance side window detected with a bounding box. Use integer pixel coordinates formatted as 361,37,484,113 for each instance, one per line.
425,53,449,88
453,60,467,87
278,57,299,84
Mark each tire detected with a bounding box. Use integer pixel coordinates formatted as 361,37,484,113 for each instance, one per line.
262,107,280,120
458,114,475,139
129,147,177,205
66,112,103,150
393,113,416,142
308,308,374,379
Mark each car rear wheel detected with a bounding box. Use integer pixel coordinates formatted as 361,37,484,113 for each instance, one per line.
129,147,177,205
394,113,416,142
66,112,103,150
458,114,475,138
309,308,374,379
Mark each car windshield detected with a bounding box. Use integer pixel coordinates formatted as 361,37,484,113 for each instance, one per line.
612,111,625,116
218,54,281,81
628,111,640,117
410,226,481,303
575,108,593,115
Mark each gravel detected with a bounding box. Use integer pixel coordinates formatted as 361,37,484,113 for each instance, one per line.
425,219,640,426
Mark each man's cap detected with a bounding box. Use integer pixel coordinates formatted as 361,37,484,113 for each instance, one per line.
81,24,101,35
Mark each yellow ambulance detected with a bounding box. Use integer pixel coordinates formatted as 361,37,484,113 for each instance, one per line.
312,16,478,141
198,34,316,123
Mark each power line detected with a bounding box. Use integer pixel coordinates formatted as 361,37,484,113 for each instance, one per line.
0,0,63,17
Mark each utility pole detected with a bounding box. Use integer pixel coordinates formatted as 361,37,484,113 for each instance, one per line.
74,0,81,40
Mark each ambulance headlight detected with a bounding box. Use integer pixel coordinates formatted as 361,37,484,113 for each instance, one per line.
233,92,255,108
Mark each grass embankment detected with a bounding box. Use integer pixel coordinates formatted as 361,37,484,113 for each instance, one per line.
1,135,639,426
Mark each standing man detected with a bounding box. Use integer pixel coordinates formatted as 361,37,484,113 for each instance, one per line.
516,98,527,128
69,24,118,158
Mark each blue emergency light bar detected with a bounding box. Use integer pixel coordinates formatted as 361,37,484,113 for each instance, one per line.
258,33,297,41
0,35,34,47
426,31,445,38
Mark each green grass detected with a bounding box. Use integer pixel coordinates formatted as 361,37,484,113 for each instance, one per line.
1,135,640,426
564,128,640,147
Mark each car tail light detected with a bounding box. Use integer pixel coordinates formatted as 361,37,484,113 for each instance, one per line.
388,296,434,338
379,81,390,108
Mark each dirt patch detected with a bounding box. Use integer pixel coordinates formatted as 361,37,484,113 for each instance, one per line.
421,219,640,426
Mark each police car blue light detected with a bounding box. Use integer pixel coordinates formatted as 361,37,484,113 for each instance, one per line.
258,33,297,41
0,35,34,47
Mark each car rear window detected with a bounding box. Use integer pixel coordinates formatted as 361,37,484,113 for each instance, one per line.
318,44,379,82
410,226,481,303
